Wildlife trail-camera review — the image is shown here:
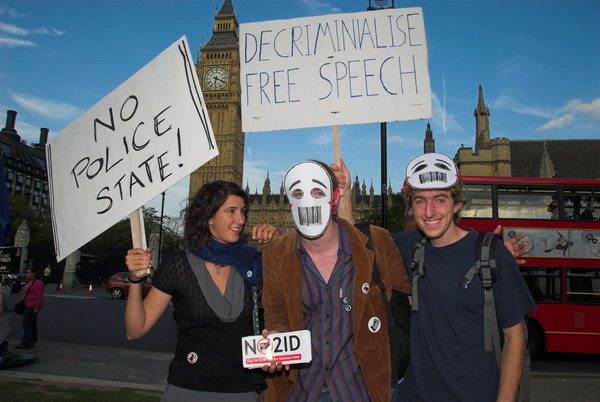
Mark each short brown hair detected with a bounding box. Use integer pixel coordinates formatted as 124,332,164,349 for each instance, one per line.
403,179,464,222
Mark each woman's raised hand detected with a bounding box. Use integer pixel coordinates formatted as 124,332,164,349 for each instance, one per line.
125,248,152,273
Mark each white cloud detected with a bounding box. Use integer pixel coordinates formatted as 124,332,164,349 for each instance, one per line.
431,92,462,133
243,159,269,194
0,22,27,36
300,0,340,14
0,21,64,37
536,98,600,131
9,91,81,120
0,36,36,47
0,6,22,19
389,135,422,148
560,98,600,120
492,94,554,119
536,114,575,131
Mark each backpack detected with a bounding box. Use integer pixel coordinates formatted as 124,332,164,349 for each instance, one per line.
355,223,411,387
410,231,531,402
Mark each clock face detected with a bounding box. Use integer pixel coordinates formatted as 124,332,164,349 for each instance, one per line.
204,66,229,90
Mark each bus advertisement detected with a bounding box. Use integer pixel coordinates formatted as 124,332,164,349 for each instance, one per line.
456,175,600,357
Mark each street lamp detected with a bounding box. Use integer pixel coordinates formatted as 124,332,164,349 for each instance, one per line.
366,0,396,228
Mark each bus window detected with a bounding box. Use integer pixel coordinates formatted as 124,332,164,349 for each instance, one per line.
563,188,599,220
567,268,600,304
498,186,558,220
461,184,492,218
520,267,561,303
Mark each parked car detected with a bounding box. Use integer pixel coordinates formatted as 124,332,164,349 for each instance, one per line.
106,272,152,299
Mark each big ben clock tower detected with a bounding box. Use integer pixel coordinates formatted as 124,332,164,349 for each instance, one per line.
189,0,244,197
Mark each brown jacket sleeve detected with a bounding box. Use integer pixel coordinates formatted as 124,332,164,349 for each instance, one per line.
262,237,291,333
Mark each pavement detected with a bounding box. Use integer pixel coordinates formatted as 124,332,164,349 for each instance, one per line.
0,338,170,392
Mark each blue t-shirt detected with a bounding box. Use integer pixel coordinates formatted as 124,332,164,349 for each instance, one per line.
392,229,536,402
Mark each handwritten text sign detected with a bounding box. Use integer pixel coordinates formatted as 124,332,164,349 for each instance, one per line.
241,330,312,369
47,36,218,261
240,7,431,132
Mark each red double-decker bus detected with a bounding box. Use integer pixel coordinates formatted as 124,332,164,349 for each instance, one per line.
455,176,600,357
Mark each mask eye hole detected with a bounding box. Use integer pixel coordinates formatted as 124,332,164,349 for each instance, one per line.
310,188,326,199
434,163,451,171
413,164,427,173
291,189,303,199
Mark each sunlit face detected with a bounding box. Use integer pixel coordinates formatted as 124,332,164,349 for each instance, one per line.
208,195,246,244
411,189,463,246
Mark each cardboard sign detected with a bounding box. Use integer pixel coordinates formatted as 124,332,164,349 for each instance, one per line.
240,7,431,132
47,36,218,261
0,246,21,275
241,330,312,369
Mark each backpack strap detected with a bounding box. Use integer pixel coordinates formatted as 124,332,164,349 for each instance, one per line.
409,237,427,312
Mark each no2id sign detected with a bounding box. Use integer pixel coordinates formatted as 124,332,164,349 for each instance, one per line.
241,330,312,369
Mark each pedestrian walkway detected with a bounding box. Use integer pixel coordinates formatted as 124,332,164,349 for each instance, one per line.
0,339,170,391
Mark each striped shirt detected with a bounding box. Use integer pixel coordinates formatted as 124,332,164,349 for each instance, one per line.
288,222,369,402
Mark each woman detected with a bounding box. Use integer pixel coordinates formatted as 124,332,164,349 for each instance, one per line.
125,181,277,401
16,267,44,349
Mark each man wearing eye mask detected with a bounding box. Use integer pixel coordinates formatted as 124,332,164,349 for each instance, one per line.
261,160,410,402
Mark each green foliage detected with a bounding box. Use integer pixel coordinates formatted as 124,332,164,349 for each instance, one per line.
7,195,54,269
357,193,407,232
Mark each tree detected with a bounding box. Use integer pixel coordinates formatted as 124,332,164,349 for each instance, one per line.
7,195,54,270
358,193,407,233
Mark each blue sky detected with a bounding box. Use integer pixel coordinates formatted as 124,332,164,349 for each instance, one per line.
1,0,599,218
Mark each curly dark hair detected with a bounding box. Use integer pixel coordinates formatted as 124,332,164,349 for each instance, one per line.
183,181,249,252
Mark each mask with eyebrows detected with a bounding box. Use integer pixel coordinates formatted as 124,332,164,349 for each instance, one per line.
284,161,333,238
405,152,459,190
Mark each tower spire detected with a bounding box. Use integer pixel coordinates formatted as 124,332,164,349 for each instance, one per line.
424,122,435,153
474,85,491,153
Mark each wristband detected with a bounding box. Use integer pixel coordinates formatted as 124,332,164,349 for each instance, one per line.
129,275,148,284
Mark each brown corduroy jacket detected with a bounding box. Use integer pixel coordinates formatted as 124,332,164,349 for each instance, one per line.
261,218,411,402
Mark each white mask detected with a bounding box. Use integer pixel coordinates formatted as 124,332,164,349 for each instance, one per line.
405,152,459,190
284,161,334,238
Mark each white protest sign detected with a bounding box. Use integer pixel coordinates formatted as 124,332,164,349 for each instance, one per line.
241,330,312,369
47,36,218,261
240,7,431,132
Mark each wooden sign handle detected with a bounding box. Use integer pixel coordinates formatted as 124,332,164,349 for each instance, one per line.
129,208,150,280
333,125,340,164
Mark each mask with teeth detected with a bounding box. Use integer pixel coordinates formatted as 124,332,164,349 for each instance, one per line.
284,161,334,238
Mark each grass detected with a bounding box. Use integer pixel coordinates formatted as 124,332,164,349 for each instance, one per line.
0,380,161,401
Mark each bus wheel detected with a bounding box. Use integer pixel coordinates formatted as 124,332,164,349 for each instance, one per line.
527,320,543,359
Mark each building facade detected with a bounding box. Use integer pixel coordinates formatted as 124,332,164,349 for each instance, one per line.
189,0,245,198
454,86,600,179
0,110,50,211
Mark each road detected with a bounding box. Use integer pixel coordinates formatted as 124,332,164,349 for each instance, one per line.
6,286,600,401
7,286,176,352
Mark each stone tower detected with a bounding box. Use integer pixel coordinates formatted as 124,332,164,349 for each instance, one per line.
189,0,244,198
474,85,491,153
423,122,435,153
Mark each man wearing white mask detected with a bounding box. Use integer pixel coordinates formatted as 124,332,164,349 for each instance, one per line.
261,160,410,402
335,152,535,402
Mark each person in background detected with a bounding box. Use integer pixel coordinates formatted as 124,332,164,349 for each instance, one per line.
579,202,596,220
16,267,44,349
0,275,10,356
125,181,278,401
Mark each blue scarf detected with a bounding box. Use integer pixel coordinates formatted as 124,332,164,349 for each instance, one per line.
194,239,263,286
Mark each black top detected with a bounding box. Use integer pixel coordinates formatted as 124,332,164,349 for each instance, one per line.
152,252,265,393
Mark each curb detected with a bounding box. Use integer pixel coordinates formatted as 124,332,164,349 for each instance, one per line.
0,370,166,391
